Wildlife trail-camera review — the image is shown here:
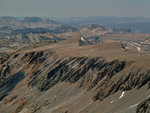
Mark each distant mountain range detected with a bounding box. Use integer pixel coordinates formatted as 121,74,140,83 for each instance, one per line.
49,16,150,33
0,16,77,34
1,16,150,34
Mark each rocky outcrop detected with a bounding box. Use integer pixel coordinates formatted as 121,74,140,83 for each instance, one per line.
137,97,150,113
79,37,93,46
19,51,150,101
93,68,150,101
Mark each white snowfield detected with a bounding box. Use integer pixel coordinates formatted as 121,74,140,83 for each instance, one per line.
119,91,125,99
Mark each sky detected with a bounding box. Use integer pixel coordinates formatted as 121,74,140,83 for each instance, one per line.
0,0,150,17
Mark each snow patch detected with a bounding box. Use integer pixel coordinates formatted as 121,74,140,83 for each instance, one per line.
111,101,114,104
129,94,150,109
137,47,141,52
129,103,139,108
119,91,125,99
81,36,85,41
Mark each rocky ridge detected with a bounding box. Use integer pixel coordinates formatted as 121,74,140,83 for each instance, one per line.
0,40,150,113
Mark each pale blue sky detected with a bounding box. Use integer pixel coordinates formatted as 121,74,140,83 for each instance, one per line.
0,0,150,17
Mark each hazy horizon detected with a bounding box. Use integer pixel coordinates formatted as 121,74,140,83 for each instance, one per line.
1,16,150,18
0,0,150,18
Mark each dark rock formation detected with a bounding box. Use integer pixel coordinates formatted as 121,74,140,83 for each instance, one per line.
0,49,150,113
19,51,150,101
137,97,150,113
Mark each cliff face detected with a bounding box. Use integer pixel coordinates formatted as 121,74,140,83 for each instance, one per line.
0,46,150,113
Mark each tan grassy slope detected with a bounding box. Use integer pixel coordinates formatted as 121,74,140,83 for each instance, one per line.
20,36,150,67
